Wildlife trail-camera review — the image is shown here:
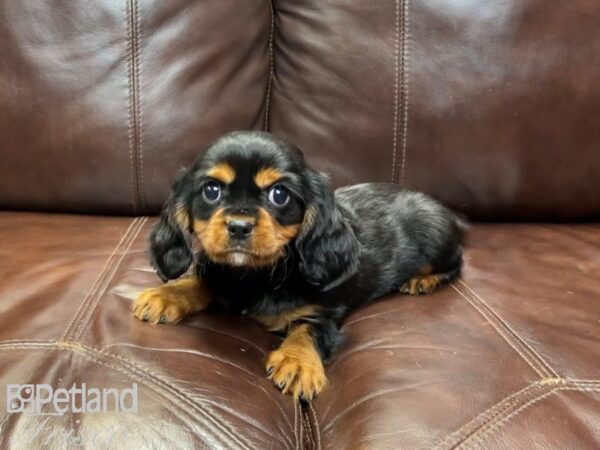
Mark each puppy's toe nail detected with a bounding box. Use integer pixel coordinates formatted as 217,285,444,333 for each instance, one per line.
159,315,167,324
266,366,274,376
143,313,149,321
278,381,286,390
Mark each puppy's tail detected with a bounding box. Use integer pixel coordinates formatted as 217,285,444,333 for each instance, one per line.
452,211,470,245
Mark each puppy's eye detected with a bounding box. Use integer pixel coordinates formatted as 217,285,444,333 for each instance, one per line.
202,181,222,203
268,184,290,207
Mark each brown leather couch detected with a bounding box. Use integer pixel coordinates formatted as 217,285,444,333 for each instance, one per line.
1,1,599,449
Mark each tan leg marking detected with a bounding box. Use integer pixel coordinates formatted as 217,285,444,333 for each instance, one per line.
400,274,442,295
266,324,327,401
132,276,211,324
253,305,320,332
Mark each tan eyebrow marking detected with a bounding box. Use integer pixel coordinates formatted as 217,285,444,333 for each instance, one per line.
255,167,283,189
207,163,236,184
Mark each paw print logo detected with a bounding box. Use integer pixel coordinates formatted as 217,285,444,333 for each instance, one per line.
9,399,21,411
6,384,33,413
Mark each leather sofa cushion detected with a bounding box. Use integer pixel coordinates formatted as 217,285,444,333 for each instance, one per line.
0,1,271,214
316,224,600,449
2,1,600,221
270,0,600,220
1,212,598,448
0,212,299,448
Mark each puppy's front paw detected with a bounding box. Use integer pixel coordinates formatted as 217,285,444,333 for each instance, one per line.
266,346,327,401
399,274,441,295
132,287,194,324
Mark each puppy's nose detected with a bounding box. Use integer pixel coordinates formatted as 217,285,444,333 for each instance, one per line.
227,220,254,239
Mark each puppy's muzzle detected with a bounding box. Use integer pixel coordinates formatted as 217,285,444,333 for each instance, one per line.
227,219,254,240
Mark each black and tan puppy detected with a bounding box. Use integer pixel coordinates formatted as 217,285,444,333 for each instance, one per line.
133,131,466,400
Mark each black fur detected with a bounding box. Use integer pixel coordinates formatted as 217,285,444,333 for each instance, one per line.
149,171,194,282
149,131,466,363
295,168,360,291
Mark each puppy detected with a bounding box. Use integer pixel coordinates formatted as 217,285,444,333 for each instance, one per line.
133,131,466,400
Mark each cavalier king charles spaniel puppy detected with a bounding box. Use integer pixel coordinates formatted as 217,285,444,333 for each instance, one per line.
133,131,466,400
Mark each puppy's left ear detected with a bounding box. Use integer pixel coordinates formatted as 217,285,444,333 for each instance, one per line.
150,171,194,282
295,169,360,291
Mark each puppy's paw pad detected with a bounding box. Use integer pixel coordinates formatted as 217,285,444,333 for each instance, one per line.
266,348,327,401
132,287,189,324
400,275,441,295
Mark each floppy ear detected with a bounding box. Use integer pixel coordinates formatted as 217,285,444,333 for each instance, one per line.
295,169,360,291
150,171,194,282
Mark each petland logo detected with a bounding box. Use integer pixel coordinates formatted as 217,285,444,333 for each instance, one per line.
6,383,138,415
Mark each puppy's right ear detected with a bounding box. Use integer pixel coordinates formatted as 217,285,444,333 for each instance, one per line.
149,171,194,282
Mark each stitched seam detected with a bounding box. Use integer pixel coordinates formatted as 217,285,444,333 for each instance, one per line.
126,0,140,213
61,218,140,341
434,382,543,449
263,0,275,131
68,218,144,342
460,386,600,449
62,218,138,340
304,408,314,449
458,280,559,378
435,378,597,449
302,407,315,450
4,340,592,450
398,0,410,186
304,410,313,441
451,283,549,378
97,348,251,450
126,0,138,213
71,218,146,340
0,342,253,448
294,400,299,450
134,0,145,211
95,346,253,450
71,217,147,341
298,401,304,450
127,0,144,213
0,341,56,349
566,378,600,386
391,0,400,183
0,342,253,450
0,338,56,345
301,411,309,449
309,403,321,450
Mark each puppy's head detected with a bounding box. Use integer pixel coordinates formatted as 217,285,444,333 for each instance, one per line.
151,131,359,290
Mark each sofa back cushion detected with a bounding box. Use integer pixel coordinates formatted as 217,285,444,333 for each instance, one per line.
1,0,599,220
269,0,600,220
0,0,272,214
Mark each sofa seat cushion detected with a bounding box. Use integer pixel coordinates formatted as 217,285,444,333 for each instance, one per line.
0,212,598,448
0,212,301,449
315,224,600,449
